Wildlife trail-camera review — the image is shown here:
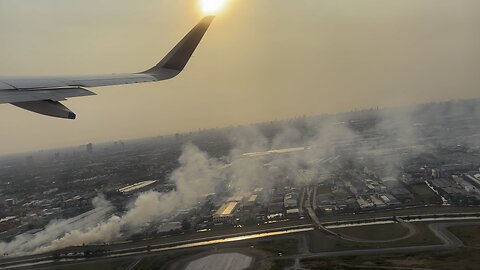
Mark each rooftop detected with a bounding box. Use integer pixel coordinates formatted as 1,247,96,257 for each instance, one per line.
118,180,157,194
215,201,239,216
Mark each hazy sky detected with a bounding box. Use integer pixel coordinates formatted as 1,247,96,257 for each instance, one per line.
0,0,479,155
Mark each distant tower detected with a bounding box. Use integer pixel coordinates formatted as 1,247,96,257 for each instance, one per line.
86,143,93,154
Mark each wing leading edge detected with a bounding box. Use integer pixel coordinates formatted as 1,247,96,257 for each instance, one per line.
0,16,215,119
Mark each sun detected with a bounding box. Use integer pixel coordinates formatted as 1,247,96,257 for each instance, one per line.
200,0,227,15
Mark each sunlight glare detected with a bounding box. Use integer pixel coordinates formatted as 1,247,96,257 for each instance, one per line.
200,0,227,15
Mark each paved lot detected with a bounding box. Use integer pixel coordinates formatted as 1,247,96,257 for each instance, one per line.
184,253,252,270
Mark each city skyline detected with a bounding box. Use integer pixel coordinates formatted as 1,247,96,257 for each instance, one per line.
2,98,480,263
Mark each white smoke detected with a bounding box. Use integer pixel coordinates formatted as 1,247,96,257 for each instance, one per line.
0,105,427,256
0,143,223,255
0,195,114,255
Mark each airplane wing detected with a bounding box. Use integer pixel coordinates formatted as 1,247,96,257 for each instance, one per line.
0,16,215,119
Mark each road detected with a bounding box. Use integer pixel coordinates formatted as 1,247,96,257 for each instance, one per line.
2,210,480,269
284,221,480,270
0,224,314,269
335,218,417,244
304,186,338,236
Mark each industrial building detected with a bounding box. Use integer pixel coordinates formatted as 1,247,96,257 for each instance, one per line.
284,192,298,209
243,194,258,211
118,180,158,195
213,201,239,224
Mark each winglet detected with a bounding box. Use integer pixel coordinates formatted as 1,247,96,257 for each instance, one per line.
142,16,215,78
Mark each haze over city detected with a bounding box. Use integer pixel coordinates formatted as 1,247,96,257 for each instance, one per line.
2,1,480,270
1,0,479,155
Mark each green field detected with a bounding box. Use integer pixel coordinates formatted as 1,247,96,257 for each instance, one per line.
300,249,480,270
449,225,480,248
41,259,134,270
252,238,299,256
308,222,441,252
227,237,299,257
300,223,480,270
332,223,410,241
270,259,295,270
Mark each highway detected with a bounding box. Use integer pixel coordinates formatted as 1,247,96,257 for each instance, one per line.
2,211,480,269
284,221,480,270
0,224,314,269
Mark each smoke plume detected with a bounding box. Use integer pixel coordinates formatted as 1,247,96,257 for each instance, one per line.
1,103,434,256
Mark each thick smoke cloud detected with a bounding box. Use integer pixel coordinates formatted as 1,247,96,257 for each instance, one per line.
0,195,114,255
1,105,429,255
1,143,223,255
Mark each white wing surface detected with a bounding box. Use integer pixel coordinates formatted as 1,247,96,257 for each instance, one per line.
0,16,215,119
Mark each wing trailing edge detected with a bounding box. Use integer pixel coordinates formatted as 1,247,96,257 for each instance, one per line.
12,100,76,119
4,87,95,119
0,87,95,104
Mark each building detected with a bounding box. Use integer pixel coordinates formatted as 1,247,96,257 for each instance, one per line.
267,202,284,214
254,188,264,193
213,201,239,224
379,194,401,206
284,192,298,209
286,208,300,218
381,177,414,202
244,194,258,211
5,199,16,207
63,196,86,208
86,143,93,154
228,195,244,203
118,180,158,195
465,174,480,189
158,222,182,232
369,195,386,208
247,194,258,204
356,196,374,209
452,175,478,193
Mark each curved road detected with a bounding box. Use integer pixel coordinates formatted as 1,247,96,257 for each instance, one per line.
2,217,478,269
335,220,417,244
285,221,480,270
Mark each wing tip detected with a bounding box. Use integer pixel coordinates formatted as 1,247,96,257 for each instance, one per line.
142,16,216,78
